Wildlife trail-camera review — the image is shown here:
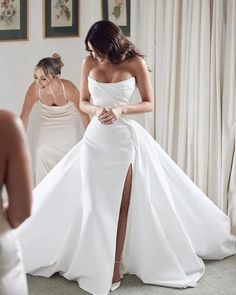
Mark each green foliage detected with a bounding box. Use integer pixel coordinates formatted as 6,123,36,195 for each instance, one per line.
64,7,70,21
112,5,121,20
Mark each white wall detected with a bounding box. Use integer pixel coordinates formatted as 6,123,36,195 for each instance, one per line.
0,0,156,135
0,0,101,114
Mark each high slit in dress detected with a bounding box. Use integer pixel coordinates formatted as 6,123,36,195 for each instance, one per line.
17,76,236,295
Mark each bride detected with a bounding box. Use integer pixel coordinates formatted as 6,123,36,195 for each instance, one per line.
17,20,236,295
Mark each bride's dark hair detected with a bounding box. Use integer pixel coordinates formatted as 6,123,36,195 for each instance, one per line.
85,20,144,64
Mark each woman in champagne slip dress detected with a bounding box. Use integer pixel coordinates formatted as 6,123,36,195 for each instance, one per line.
17,21,236,295
20,53,90,185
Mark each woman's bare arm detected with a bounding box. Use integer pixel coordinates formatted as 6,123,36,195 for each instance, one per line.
64,80,90,128
120,56,154,114
80,56,104,116
20,83,38,129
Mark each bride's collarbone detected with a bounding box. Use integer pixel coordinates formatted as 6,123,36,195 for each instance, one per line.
90,69,133,83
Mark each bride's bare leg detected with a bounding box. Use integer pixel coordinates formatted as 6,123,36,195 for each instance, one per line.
112,165,132,283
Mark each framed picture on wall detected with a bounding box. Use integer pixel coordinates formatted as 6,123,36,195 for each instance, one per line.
44,0,79,38
102,0,130,36
0,0,28,41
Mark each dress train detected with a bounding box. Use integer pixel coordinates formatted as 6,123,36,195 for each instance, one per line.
17,77,236,295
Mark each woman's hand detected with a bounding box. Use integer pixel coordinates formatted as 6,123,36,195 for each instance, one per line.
95,106,106,117
98,107,123,125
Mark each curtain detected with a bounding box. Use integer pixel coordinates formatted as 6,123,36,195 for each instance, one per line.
221,0,236,234
131,0,236,234
130,0,156,136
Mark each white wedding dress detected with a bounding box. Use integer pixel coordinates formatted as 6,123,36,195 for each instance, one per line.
17,77,236,295
27,81,85,185
0,214,28,295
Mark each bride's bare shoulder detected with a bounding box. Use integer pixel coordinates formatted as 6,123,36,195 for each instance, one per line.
124,56,148,77
82,56,97,69
126,55,147,69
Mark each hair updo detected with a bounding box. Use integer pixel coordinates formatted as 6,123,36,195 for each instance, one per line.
36,53,64,78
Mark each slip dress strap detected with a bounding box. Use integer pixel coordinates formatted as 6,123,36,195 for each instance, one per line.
60,80,69,102
38,80,69,106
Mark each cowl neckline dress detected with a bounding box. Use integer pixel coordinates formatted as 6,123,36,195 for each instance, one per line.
27,87,84,185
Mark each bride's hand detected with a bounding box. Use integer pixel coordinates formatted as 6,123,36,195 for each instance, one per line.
95,107,106,117
99,107,123,125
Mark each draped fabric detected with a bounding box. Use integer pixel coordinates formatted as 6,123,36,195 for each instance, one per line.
0,214,28,295
27,101,85,186
221,0,236,235
17,78,235,295
131,0,236,234
130,0,156,136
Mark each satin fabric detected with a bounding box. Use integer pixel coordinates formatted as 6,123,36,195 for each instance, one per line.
18,77,236,295
0,214,28,295
27,100,84,185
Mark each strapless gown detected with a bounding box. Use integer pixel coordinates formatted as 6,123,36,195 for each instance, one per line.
17,77,236,295
27,100,85,185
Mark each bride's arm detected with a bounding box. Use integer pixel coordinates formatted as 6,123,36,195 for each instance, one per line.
120,56,154,115
79,56,103,116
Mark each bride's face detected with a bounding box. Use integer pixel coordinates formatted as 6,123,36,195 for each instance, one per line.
88,42,108,64
34,67,53,89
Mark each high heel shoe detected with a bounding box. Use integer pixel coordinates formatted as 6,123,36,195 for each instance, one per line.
110,260,121,291
110,281,121,292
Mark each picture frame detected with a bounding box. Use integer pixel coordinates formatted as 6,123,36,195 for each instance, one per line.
0,0,28,41
102,0,130,36
43,0,79,38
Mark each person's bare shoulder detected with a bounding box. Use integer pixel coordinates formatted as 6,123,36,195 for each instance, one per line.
61,79,79,101
0,110,24,150
61,79,78,89
82,55,97,72
25,82,39,102
0,110,19,133
0,109,15,122
126,55,147,70
83,55,96,65
62,81,79,103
